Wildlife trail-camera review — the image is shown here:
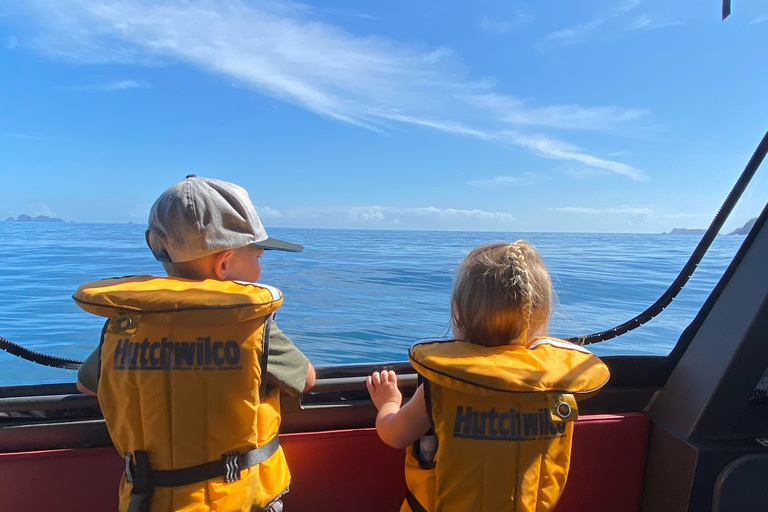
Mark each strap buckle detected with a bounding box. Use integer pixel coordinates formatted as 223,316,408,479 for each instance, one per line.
222,452,241,483
125,453,134,484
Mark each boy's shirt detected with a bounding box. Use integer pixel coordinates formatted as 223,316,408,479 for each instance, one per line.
77,318,309,396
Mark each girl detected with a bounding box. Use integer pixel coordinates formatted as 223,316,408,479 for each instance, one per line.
366,241,610,512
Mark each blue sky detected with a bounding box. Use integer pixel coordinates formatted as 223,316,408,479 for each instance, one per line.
1,0,767,232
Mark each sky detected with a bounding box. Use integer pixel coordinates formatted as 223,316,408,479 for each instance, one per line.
1,0,767,233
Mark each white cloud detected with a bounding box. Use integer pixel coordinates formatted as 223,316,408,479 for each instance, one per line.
545,18,605,43
264,204,515,229
371,112,647,181
4,132,48,140
27,202,57,217
663,213,710,219
507,133,647,181
615,0,642,17
256,205,282,218
63,79,151,91
468,176,521,187
626,14,652,31
18,0,644,178
750,15,768,25
479,10,534,35
552,206,654,216
463,93,648,131
468,173,539,187
5,36,17,49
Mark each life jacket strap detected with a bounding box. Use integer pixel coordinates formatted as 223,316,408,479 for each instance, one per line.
124,435,281,509
405,489,429,512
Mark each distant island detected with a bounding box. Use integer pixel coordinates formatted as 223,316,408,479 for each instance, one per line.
5,214,65,223
664,217,757,236
727,217,756,235
668,228,706,235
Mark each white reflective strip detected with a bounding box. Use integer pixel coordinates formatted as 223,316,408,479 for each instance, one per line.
260,283,282,301
528,337,593,354
234,281,282,301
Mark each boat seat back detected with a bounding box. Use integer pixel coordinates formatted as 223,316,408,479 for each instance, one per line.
0,413,648,511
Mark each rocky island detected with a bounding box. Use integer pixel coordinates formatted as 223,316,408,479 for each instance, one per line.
668,228,706,234
727,217,756,235
665,217,757,236
5,214,65,223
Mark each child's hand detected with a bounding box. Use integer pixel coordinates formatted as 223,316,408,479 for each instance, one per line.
366,370,402,411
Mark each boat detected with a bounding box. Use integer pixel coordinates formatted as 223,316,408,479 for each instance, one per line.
2,1,766,508
0,129,767,511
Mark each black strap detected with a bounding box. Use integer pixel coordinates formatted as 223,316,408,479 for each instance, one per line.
126,435,280,495
260,314,274,400
126,450,153,512
405,490,429,512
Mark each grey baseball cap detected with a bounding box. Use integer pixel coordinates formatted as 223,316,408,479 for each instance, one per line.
146,175,303,263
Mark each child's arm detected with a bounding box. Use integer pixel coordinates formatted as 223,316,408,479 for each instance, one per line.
304,362,316,391
366,371,431,449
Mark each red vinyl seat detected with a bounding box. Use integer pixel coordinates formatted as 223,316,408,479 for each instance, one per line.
0,413,648,511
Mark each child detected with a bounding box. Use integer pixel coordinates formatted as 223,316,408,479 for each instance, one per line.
366,241,609,512
75,175,315,512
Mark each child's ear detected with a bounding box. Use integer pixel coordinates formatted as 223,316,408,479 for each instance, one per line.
213,250,235,280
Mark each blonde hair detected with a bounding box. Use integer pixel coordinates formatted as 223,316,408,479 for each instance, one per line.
451,240,552,347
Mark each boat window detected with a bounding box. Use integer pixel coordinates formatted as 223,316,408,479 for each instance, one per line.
1,2,767,386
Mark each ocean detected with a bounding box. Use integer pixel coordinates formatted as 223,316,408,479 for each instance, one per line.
0,222,744,387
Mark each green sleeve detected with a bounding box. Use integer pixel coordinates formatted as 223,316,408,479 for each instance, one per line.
266,318,310,396
77,345,101,393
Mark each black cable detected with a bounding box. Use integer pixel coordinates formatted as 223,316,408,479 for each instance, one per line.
566,129,768,345
0,335,83,370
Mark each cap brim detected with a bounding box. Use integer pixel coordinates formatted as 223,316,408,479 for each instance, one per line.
251,237,304,252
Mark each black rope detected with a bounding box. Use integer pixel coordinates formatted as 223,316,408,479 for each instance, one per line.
0,335,83,370
566,129,768,345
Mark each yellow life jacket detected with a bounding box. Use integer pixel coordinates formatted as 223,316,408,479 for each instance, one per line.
403,337,610,512
73,275,291,512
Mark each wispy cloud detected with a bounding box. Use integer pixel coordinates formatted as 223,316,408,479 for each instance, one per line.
662,212,710,219
259,204,515,228
463,93,648,131
551,206,654,216
545,18,605,43
18,0,644,178
63,79,151,91
256,205,283,219
24,203,57,218
543,1,668,45
750,15,768,25
4,132,49,141
4,35,17,49
625,14,651,31
374,112,647,180
479,9,535,35
615,0,642,17
468,174,539,187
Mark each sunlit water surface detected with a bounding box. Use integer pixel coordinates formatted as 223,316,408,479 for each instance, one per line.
0,223,744,386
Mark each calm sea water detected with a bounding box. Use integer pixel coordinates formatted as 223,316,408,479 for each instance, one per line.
0,223,745,386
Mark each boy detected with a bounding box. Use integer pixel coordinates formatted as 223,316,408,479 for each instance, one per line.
76,175,315,512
